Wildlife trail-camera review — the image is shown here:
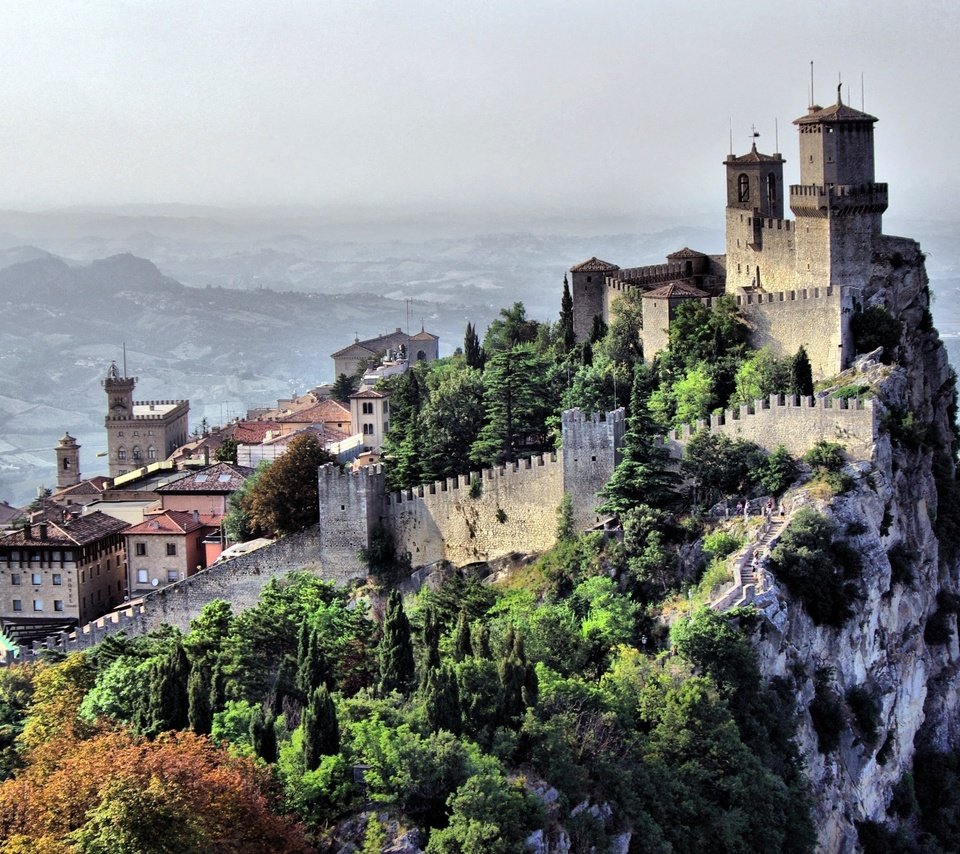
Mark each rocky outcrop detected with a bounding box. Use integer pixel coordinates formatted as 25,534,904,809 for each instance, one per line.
746,238,960,851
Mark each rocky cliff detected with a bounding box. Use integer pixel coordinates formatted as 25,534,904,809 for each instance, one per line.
748,236,960,851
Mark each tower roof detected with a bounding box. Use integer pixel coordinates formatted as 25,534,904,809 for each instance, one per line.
794,99,877,125
643,282,709,300
666,247,708,260
570,257,619,273
57,433,78,447
725,143,784,165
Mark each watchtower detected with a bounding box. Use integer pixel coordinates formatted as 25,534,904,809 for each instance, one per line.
724,140,786,291
569,257,620,343
790,90,888,289
55,433,80,489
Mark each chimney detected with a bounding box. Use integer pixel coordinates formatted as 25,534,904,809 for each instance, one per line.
23,522,31,539
39,523,48,541
193,510,200,525
203,447,210,465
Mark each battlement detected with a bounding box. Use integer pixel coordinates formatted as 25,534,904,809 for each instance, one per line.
790,182,889,216
605,262,686,291
561,408,626,427
661,393,877,459
745,216,793,232
700,286,838,309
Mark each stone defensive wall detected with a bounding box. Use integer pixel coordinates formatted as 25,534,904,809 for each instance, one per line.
7,526,326,662
701,286,847,379
384,453,564,568
660,394,877,460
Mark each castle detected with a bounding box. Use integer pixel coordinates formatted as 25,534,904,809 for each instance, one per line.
102,363,189,478
570,89,890,379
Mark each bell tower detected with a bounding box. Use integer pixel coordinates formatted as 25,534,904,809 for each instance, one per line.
55,433,80,489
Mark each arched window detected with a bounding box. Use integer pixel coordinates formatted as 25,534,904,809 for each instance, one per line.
766,173,777,207
63,458,70,470
737,174,750,203
416,350,426,361
132,446,142,462
147,446,157,461
117,447,126,461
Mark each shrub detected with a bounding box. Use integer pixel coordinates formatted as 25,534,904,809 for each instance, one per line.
851,305,902,362
831,384,870,401
890,772,917,819
759,445,798,495
803,441,845,472
887,543,916,588
809,670,845,754
768,509,862,626
845,685,881,746
702,530,742,561
469,477,482,499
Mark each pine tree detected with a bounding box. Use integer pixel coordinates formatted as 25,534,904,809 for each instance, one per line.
474,623,492,659
590,314,608,343
464,322,485,370
331,372,358,404
381,369,425,491
423,664,461,734
250,704,278,763
302,685,339,771
209,661,225,716
791,346,814,398
379,589,415,696
454,611,473,661
498,629,528,726
271,655,297,715
560,276,576,353
556,492,575,542
145,641,190,735
187,661,213,736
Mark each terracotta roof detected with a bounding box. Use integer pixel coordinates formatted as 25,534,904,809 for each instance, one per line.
570,257,620,273
54,478,108,498
644,282,709,300
0,501,21,526
410,329,438,341
725,144,783,164
667,247,708,259
0,511,128,547
263,425,326,446
794,100,878,125
156,462,254,494
278,400,350,424
230,421,284,444
350,389,388,400
125,510,206,536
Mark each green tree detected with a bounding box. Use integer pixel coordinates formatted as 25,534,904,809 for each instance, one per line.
296,620,332,699
421,606,442,676
331,372,358,404
559,276,576,353
471,345,555,466
759,445,798,495
605,285,644,369
483,302,539,354
851,305,902,362
790,346,814,397
223,460,269,543
242,434,334,536
302,685,339,771
186,661,213,735
731,348,791,406
556,493,575,542
379,589,416,696
454,611,473,661
380,368,426,491
213,437,238,464
464,322,485,370
249,704,278,763
419,367,485,482
680,431,766,506
423,664,462,735
143,641,190,736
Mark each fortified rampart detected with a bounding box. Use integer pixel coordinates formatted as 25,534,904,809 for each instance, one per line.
318,408,626,578
660,394,877,459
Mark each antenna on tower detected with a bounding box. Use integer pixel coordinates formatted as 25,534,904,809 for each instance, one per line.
728,118,733,155
837,71,842,104
809,60,814,106
774,118,779,153
122,342,127,378
861,72,865,110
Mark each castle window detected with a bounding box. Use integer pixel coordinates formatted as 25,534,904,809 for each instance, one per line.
53,574,61,585
132,446,142,462
167,570,178,583
118,447,126,461
362,402,373,415
32,600,42,612
63,459,70,470
31,573,41,586
766,174,776,207
586,276,592,282
147,446,157,461
737,174,750,202
118,431,124,437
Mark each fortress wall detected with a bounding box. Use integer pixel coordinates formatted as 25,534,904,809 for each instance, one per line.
662,395,877,460
561,408,625,530
385,454,565,566
702,286,845,379
640,297,672,359
318,464,385,581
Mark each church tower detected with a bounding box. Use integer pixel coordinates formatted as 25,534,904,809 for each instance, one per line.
724,139,786,291
790,90,888,289
55,433,80,489
103,362,138,477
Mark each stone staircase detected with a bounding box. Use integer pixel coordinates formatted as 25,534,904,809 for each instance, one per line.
712,515,786,611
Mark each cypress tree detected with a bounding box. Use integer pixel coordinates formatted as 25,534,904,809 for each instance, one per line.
272,655,297,715
423,664,461,734
146,641,190,735
302,685,339,771
379,589,415,696
454,611,473,661
474,623,492,660
208,661,226,716
590,314,608,343
560,276,576,353
187,661,213,735
464,322,484,370
421,606,441,677
296,621,331,699
250,704,278,763
791,346,814,398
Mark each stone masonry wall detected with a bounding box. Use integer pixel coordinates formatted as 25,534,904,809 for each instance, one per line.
562,408,625,530
661,394,877,459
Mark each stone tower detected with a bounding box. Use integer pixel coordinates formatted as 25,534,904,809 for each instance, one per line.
724,140,786,291
55,433,80,489
569,257,620,343
790,91,888,289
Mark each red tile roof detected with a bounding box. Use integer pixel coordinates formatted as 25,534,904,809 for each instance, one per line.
570,257,620,273
667,247,708,259
0,511,128,547
725,145,783,164
230,421,284,444
125,510,206,535
278,400,350,424
795,100,877,125
644,282,709,299
156,462,254,493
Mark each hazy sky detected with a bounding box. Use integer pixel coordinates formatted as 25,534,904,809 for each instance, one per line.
1,0,956,218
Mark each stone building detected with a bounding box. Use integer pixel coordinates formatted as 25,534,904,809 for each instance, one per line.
124,510,210,595
331,327,439,379
570,90,889,379
102,363,189,478
0,512,128,636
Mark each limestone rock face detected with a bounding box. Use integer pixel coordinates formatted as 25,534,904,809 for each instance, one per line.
751,240,960,851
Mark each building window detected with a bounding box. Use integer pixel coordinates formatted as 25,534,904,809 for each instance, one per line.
32,600,42,612
166,543,177,556
63,458,71,470
383,421,389,434
54,600,64,612
10,574,20,586
52,574,62,585
132,446,142,462
137,569,148,584
118,447,127,461
147,446,157,461
737,173,750,202
382,401,389,414
52,551,60,562
167,570,178,583
135,543,147,557
766,173,777,207
362,401,373,414
80,570,85,582
31,573,41,586
363,423,374,435
118,431,124,437
12,600,21,612
64,550,73,562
